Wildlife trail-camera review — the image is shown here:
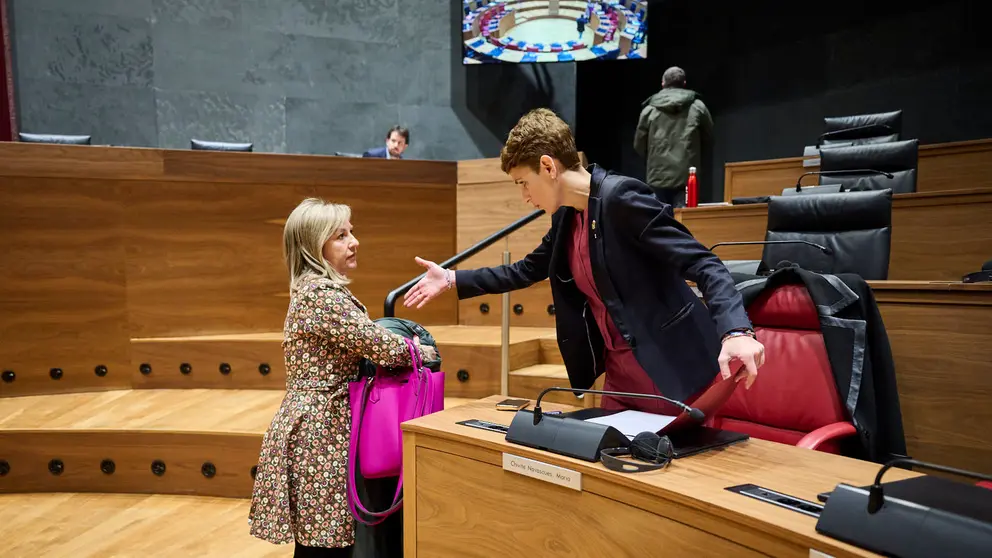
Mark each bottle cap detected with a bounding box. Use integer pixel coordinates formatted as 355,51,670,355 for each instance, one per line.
689,166,696,173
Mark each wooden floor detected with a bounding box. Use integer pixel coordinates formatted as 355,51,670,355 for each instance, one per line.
0,493,291,557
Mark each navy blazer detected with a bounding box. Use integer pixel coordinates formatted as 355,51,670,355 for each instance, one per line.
455,165,752,401
362,146,389,158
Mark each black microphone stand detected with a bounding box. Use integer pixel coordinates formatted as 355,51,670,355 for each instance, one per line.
532,387,705,425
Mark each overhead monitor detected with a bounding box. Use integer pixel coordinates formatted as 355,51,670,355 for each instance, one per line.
461,1,647,64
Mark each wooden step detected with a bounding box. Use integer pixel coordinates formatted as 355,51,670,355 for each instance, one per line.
508,364,602,407
0,493,288,557
128,326,561,399
0,390,472,498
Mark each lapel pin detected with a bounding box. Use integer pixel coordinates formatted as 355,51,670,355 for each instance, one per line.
591,220,597,230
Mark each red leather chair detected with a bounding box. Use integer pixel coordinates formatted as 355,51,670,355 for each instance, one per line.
706,283,859,454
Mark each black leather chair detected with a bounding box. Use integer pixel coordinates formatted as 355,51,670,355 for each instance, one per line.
758,189,893,280
818,139,918,194
18,133,92,145
190,139,253,152
818,110,902,148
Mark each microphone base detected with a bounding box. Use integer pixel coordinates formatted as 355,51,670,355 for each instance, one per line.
505,410,629,462
815,478,992,557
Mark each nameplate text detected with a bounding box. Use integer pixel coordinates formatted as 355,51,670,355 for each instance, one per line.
502,453,582,491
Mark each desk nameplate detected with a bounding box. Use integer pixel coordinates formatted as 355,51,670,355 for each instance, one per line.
502,453,582,491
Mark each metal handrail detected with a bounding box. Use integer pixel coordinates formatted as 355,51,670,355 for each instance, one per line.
382,209,545,317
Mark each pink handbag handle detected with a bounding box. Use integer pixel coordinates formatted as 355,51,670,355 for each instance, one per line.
347,338,427,524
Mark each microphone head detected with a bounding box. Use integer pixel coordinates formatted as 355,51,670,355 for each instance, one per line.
688,407,705,421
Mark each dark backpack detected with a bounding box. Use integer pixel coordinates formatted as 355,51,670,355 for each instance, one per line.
358,317,442,376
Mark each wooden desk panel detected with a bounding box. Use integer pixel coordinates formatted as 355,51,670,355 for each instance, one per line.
404,397,918,558
0,178,132,397
680,188,992,281
871,283,992,475
0,142,457,187
723,138,992,201
415,446,764,557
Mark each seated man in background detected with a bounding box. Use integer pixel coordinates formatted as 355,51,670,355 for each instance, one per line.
362,126,409,159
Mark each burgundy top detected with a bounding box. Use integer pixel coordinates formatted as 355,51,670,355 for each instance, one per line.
568,210,681,415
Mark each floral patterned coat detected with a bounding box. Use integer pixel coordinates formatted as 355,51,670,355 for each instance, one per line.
249,276,425,547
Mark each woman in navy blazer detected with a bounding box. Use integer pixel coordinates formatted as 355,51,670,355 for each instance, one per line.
404,109,765,416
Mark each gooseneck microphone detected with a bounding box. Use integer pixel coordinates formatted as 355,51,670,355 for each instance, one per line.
794,169,894,192
532,387,705,426
709,240,833,256
866,458,992,514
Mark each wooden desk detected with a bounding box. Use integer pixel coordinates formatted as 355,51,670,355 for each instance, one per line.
723,138,992,201
403,397,917,558
677,188,992,282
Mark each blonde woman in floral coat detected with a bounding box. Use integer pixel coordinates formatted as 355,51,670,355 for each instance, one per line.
250,198,436,558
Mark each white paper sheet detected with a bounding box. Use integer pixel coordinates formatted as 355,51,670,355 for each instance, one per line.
585,410,677,440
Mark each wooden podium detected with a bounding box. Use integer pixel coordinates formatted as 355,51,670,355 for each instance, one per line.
402,397,916,558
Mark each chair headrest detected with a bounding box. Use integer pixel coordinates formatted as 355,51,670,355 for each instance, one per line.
19,133,92,145
823,110,902,134
819,139,918,171
747,284,820,330
767,189,892,232
190,139,253,152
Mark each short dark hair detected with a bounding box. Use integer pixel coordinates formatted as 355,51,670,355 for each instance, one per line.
386,125,409,144
500,108,581,174
662,66,686,88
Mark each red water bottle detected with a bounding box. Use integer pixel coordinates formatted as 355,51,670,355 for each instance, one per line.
686,166,698,208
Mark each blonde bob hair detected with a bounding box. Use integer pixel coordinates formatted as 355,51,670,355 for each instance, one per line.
283,198,352,289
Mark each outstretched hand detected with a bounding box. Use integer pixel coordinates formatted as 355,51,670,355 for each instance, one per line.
403,257,451,309
718,335,765,390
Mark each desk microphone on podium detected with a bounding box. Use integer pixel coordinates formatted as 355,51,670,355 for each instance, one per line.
506,387,705,462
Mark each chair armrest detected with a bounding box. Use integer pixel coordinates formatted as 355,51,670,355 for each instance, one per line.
797,422,858,450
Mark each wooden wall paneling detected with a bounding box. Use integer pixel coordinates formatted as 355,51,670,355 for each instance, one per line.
887,189,992,281
313,182,457,325
0,144,164,181
0,178,132,397
456,167,553,327
130,335,286,389
458,282,556,327
162,149,457,187
916,139,992,193
0,430,261,498
678,204,768,261
873,288,992,475
124,182,313,338
0,143,461,398
723,156,810,202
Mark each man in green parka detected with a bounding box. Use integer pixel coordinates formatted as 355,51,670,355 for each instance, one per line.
634,66,714,208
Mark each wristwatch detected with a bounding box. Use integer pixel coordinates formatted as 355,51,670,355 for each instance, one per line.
721,328,756,343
